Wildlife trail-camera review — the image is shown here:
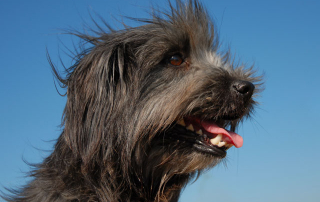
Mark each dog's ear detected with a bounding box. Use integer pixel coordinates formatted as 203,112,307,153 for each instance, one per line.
52,38,137,165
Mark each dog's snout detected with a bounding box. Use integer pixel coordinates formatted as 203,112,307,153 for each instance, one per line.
232,80,255,98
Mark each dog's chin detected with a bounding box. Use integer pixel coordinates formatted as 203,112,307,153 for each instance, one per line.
167,116,244,158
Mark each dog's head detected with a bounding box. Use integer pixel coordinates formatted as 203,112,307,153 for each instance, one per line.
51,0,262,200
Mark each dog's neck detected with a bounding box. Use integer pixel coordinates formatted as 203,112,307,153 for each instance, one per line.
29,135,191,202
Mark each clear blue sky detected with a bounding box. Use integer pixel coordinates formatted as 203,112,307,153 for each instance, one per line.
1,0,319,201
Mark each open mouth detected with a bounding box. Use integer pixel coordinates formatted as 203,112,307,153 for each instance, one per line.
174,117,243,157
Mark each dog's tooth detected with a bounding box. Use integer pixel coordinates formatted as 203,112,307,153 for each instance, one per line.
218,141,226,147
177,119,186,126
196,129,203,135
210,134,222,145
186,124,194,131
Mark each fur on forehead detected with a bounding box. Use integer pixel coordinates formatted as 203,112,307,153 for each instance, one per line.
73,0,219,69
147,3,218,60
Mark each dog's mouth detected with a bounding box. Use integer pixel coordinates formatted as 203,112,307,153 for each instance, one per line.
172,117,243,157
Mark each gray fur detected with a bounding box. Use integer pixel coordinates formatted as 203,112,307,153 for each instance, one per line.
2,1,262,201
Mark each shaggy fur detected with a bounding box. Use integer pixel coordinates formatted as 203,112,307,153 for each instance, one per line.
3,1,262,201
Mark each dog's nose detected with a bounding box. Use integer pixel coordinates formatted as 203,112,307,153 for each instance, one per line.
232,80,255,99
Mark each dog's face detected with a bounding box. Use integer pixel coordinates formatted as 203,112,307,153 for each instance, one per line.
138,38,255,154
53,1,262,200
65,2,260,170
75,4,261,195
125,8,260,169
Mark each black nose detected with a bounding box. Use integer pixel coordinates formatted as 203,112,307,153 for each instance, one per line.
232,80,255,98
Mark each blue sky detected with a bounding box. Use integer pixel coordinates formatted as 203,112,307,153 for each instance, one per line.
0,0,319,201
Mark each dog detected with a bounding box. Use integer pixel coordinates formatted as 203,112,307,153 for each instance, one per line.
3,0,262,201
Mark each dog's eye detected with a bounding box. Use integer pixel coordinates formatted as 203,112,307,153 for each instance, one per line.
169,55,183,66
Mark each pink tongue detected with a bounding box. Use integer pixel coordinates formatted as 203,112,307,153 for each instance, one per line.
200,121,243,148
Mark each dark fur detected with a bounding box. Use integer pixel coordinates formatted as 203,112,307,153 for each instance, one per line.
3,1,262,201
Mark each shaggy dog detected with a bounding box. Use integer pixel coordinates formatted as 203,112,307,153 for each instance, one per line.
3,0,261,201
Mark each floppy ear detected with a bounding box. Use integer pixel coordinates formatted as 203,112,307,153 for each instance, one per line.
51,37,137,165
